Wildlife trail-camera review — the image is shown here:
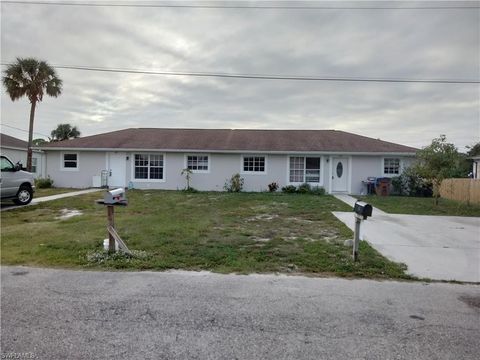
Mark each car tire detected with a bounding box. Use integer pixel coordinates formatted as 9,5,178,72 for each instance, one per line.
13,185,33,205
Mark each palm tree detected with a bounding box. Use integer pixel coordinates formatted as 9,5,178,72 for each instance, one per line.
2,58,62,171
50,123,81,141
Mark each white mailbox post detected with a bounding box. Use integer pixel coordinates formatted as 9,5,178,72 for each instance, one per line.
352,201,373,261
96,188,130,254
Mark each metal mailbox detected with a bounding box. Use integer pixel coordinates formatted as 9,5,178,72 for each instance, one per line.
353,201,372,220
103,188,127,205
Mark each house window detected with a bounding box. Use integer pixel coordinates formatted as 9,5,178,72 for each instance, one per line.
187,155,209,172
289,156,321,183
134,154,164,180
31,158,38,173
243,156,265,173
384,158,400,175
63,153,78,169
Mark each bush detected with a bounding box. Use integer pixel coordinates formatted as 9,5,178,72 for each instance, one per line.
281,184,326,195
224,173,244,192
391,167,432,197
35,177,54,188
297,183,311,194
281,185,297,193
268,182,279,192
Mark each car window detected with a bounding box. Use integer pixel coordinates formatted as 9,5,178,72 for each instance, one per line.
0,157,14,171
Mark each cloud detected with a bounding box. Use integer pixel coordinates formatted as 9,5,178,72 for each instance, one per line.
1,2,478,151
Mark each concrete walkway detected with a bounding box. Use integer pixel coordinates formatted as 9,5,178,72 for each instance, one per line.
32,188,102,203
332,195,480,282
1,188,102,211
334,194,386,215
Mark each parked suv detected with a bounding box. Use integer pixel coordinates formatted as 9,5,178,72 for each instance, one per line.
0,155,35,205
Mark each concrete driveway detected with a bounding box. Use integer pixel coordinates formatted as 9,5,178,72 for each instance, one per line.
333,211,480,282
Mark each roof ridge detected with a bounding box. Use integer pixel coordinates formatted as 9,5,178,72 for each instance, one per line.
126,128,338,131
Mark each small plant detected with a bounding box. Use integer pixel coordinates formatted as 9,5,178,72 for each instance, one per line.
224,173,244,192
281,185,297,193
35,177,54,188
181,168,193,190
297,183,311,194
86,249,151,264
182,187,198,193
310,186,326,195
268,182,279,192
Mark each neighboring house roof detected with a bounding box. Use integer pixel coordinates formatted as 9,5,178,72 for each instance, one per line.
1,133,28,150
39,128,418,154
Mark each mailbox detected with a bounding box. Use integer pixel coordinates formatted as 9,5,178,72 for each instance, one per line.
353,201,372,220
103,188,127,205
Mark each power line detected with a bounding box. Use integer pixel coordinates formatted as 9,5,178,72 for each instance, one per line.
1,123,50,138
1,63,477,84
1,1,479,10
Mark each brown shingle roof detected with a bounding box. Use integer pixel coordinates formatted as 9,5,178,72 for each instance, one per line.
40,128,417,153
1,133,28,149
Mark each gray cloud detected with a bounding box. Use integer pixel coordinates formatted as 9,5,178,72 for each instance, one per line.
1,1,478,151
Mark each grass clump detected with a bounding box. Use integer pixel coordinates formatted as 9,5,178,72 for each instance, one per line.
35,177,54,189
358,195,480,217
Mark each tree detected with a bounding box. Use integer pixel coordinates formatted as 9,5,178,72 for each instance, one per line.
466,142,480,157
2,58,62,171
32,138,47,146
415,135,463,205
50,123,81,141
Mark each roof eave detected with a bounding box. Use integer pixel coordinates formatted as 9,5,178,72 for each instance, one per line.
37,147,417,156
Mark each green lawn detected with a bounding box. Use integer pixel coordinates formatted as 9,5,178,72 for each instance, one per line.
34,187,81,198
1,190,410,279
358,195,480,217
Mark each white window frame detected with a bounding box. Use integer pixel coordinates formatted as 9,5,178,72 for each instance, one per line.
184,154,210,173
61,152,79,171
31,157,38,174
131,153,166,182
287,155,323,185
382,157,402,176
240,154,267,175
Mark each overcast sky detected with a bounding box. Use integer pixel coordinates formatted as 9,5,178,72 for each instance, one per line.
1,1,479,151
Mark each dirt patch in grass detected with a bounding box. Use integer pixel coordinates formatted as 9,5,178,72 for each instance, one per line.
55,209,83,220
246,214,279,222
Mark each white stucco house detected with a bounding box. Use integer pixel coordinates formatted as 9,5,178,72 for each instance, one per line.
36,128,417,194
471,156,480,179
0,133,46,178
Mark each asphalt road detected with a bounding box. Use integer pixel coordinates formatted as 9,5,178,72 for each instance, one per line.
1,266,479,360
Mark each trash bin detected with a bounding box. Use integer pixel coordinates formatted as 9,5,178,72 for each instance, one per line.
375,177,391,196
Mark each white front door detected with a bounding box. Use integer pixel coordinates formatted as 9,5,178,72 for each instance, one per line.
332,157,348,192
107,152,126,188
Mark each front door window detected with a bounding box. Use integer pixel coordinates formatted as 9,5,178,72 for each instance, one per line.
336,162,343,178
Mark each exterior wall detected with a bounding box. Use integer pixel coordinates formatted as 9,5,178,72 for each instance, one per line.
127,153,288,192
473,159,480,179
45,151,106,188
350,155,415,195
0,147,45,178
43,149,415,194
